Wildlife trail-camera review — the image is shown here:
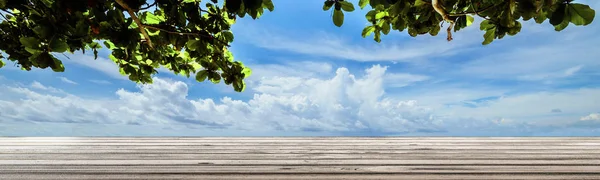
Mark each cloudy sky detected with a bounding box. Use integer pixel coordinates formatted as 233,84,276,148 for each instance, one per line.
1,0,599,136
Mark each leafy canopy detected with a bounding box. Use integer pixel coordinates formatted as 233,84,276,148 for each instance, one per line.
0,0,595,92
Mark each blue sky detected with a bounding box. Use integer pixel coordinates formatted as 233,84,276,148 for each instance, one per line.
1,0,599,136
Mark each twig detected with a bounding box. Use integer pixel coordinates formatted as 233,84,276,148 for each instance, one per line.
432,0,454,41
61,53,70,59
115,0,154,49
143,25,231,47
449,3,498,17
139,1,158,11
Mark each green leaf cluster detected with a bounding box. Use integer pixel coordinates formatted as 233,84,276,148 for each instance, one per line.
324,0,356,27
332,0,594,45
0,0,595,92
0,0,271,92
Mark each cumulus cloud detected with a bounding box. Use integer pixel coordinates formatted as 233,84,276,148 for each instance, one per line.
29,81,64,94
1,65,598,136
0,65,448,134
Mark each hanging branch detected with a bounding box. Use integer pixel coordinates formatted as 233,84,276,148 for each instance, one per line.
142,24,231,47
115,0,155,49
432,0,455,41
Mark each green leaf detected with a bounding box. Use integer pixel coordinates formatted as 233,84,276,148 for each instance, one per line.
196,70,209,82
366,10,377,21
222,31,234,42
429,24,441,36
339,1,355,12
226,0,242,12
414,0,426,7
482,28,496,45
375,12,386,19
374,30,381,42
480,20,495,30
568,3,595,26
210,74,221,84
49,39,69,53
359,0,369,9
554,16,570,31
142,12,165,25
103,41,116,50
507,21,522,35
0,0,5,8
50,55,64,72
89,42,102,49
466,15,474,27
33,25,51,38
534,12,547,24
19,37,41,49
550,3,566,26
262,0,274,11
243,0,263,10
25,47,41,54
333,10,344,27
323,1,334,11
0,60,4,68
361,26,376,37
381,22,390,35
241,67,252,78
186,40,200,51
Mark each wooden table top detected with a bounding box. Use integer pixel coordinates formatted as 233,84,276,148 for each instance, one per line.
1,137,600,179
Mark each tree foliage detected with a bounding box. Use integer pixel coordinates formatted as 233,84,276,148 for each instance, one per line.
0,0,595,92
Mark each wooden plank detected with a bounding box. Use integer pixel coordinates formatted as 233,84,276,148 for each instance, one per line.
1,137,599,180
2,145,600,150
4,142,600,145
2,174,600,180
3,159,600,165
2,149,599,154
2,153,599,160
2,165,600,173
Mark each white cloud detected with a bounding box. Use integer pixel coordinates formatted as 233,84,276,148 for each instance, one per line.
581,113,600,121
0,65,443,134
29,81,64,94
89,80,112,85
385,73,429,88
248,61,333,80
58,77,78,85
1,65,598,136
64,53,127,80
235,22,481,62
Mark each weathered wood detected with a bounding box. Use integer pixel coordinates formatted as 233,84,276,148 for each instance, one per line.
1,137,599,180
2,153,599,160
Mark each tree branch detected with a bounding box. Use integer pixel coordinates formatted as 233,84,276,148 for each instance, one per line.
139,1,158,11
432,0,454,41
142,25,231,47
115,0,154,49
449,3,499,17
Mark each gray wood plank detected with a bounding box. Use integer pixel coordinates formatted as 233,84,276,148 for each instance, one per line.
2,153,599,160
1,137,599,179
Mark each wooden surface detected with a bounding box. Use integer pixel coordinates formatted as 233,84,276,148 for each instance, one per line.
1,137,600,179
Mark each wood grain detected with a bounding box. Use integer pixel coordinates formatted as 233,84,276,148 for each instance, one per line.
1,137,599,179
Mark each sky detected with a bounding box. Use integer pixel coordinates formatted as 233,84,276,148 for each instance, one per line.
0,0,599,136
